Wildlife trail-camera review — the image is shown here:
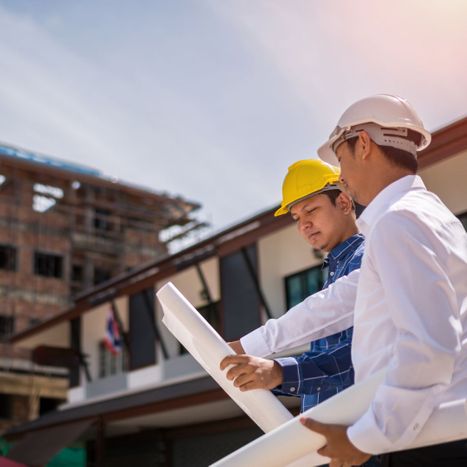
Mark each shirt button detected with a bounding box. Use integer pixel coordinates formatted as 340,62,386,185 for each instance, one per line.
413,423,420,431
317,387,321,391
290,387,296,392
330,272,334,276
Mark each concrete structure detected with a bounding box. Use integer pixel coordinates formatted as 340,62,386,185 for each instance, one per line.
3,117,467,466
0,143,202,441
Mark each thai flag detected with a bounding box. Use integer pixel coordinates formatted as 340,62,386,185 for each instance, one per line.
104,309,122,355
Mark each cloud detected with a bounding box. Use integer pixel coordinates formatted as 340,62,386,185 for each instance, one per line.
0,0,466,236
0,2,312,229
208,0,467,132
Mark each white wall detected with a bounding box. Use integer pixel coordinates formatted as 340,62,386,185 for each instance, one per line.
17,322,69,350
155,257,220,358
258,224,322,318
419,150,467,215
159,257,220,307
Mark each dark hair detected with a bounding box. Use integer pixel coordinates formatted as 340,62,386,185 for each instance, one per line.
322,189,355,212
322,189,341,206
346,129,421,173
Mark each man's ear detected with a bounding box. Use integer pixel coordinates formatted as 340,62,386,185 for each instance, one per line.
336,192,353,215
358,130,372,160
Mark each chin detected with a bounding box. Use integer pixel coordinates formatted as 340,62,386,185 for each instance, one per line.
307,237,320,248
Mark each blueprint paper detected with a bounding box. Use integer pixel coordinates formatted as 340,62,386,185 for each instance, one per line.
213,371,467,466
156,282,293,433
212,370,385,466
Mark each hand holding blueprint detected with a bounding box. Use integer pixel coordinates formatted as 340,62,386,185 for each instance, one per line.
156,282,293,433
157,282,467,467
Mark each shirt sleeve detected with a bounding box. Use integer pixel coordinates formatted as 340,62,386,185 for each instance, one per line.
347,211,462,454
275,343,353,396
240,269,359,357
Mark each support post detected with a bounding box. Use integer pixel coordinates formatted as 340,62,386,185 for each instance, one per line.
240,247,273,320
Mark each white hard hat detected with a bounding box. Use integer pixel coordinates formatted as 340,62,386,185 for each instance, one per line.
318,94,432,165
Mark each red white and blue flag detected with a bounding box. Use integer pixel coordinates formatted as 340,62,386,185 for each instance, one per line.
104,309,122,355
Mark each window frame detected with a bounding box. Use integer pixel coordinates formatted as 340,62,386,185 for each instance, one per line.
33,251,64,279
98,340,127,379
0,244,17,271
0,315,15,340
284,264,325,310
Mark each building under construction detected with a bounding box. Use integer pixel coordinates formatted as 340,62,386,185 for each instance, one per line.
0,143,203,434
2,118,467,466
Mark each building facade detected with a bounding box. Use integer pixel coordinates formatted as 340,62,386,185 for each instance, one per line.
0,143,201,439
3,118,467,466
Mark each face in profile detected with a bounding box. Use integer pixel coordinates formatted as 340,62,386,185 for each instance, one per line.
290,192,353,252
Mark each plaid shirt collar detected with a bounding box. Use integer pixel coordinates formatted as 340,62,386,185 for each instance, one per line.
322,233,364,269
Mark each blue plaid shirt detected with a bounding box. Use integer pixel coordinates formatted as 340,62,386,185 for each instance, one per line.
275,234,365,412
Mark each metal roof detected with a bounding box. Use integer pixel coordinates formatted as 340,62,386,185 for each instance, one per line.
0,143,101,177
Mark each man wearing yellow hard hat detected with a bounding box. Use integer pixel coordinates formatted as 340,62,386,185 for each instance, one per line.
222,159,364,413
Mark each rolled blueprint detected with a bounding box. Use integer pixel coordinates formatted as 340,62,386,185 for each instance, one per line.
212,370,384,466
213,371,467,467
156,282,293,433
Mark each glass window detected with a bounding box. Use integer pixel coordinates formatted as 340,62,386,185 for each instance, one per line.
0,315,15,339
34,252,63,278
0,394,12,419
0,245,17,271
94,208,113,231
285,265,324,309
94,267,112,285
98,341,127,378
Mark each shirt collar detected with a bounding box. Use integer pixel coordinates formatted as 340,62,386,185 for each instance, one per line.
357,175,425,236
326,233,365,264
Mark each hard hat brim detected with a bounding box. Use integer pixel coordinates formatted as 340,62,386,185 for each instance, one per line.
274,184,341,217
317,142,339,166
318,119,432,166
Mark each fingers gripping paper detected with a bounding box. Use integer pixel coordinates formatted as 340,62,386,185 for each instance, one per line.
156,282,293,433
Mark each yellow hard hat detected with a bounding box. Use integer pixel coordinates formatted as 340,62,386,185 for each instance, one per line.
274,159,341,217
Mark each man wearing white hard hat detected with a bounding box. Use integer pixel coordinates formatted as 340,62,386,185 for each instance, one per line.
297,94,467,466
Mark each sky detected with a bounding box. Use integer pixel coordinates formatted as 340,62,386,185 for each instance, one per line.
0,0,466,244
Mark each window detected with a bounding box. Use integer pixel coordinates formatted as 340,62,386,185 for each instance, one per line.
0,245,16,271
71,264,84,283
34,252,63,278
94,267,112,285
39,397,62,415
285,265,324,309
0,394,12,419
32,183,63,213
94,208,113,231
28,317,42,328
98,341,127,378
0,315,15,339
458,211,467,231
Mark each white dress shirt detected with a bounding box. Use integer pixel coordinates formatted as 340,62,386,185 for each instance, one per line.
347,175,467,453
241,175,467,454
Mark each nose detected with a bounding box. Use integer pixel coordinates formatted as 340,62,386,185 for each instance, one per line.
298,217,312,234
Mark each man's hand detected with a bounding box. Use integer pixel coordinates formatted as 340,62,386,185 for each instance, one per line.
300,418,371,467
228,340,245,354
219,354,283,391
